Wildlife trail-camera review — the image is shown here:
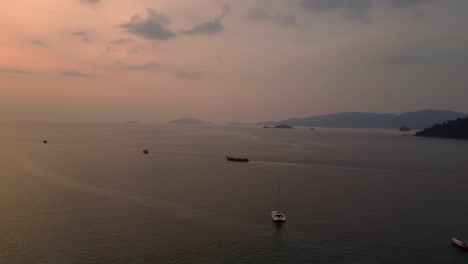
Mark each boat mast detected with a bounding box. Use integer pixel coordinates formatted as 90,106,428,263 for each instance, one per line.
457,216,460,237
277,181,280,209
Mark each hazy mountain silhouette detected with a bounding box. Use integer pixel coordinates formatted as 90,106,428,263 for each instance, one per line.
167,118,213,125
249,110,467,129
226,121,248,126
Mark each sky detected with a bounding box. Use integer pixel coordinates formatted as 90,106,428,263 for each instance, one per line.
1,0,468,123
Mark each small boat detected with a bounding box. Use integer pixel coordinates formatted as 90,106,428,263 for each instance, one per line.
452,238,468,250
43,140,48,144
452,217,468,250
142,149,149,155
271,182,286,222
271,210,286,222
226,156,249,162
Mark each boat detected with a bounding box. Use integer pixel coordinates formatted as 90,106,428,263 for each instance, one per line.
271,182,286,222
142,149,149,155
43,140,48,144
452,217,468,250
226,156,249,162
452,238,468,250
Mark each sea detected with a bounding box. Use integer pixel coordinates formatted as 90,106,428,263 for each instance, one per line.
0,122,467,264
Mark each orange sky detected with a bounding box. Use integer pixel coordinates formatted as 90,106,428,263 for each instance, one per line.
1,0,468,123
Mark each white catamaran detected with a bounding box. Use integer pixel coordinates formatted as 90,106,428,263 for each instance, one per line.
271,182,286,222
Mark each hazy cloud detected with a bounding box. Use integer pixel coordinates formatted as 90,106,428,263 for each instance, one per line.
299,0,374,18
80,0,100,4
71,31,89,36
0,68,33,75
175,70,203,80
71,31,92,42
120,9,175,40
99,61,160,71
378,41,468,66
181,5,230,36
122,62,160,71
383,0,440,8
60,71,97,78
127,46,143,54
272,13,297,26
31,40,45,46
104,46,116,53
110,38,130,45
247,7,296,26
298,0,441,18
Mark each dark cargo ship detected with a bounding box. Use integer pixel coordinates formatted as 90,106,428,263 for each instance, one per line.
226,156,249,162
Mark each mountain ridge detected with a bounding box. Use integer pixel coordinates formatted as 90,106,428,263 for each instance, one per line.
228,109,467,129
167,118,213,125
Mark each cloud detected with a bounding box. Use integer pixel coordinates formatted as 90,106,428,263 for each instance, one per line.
110,38,130,45
120,9,175,40
98,61,161,72
122,62,160,71
31,40,45,46
80,0,100,4
101,61,160,71
272,13,297,26
247,7,297,26
60,71,97,78
71,31,92,42
127,46,142,54
181,5,230,36
383,0,439,8
0,68,33,75
71,31,89,36
378,41,468,67
299,0,374,19
174,70,203,80
103,46,116,53
298,0,441,19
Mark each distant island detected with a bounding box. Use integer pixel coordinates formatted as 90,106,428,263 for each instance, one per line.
228,109,467,129
399,126,411,132
166,118,213,125
415,117,468,139
124,121,140,124
263,124,294,129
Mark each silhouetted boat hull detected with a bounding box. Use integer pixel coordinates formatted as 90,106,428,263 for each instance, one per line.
226,156,249,162
452,237,468,250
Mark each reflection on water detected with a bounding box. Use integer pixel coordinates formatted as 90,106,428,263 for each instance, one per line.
274,221,284,233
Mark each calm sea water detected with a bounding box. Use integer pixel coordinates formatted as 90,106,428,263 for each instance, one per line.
1,123,468,263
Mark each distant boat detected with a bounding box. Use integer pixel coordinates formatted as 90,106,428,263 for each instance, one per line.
226,156,249,162
271,182,286,223
452,238,468,250
143,149,149,155
453,217,468,250
43,140,48,144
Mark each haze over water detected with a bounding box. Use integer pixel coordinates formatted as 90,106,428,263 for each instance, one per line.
1,123,468,263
